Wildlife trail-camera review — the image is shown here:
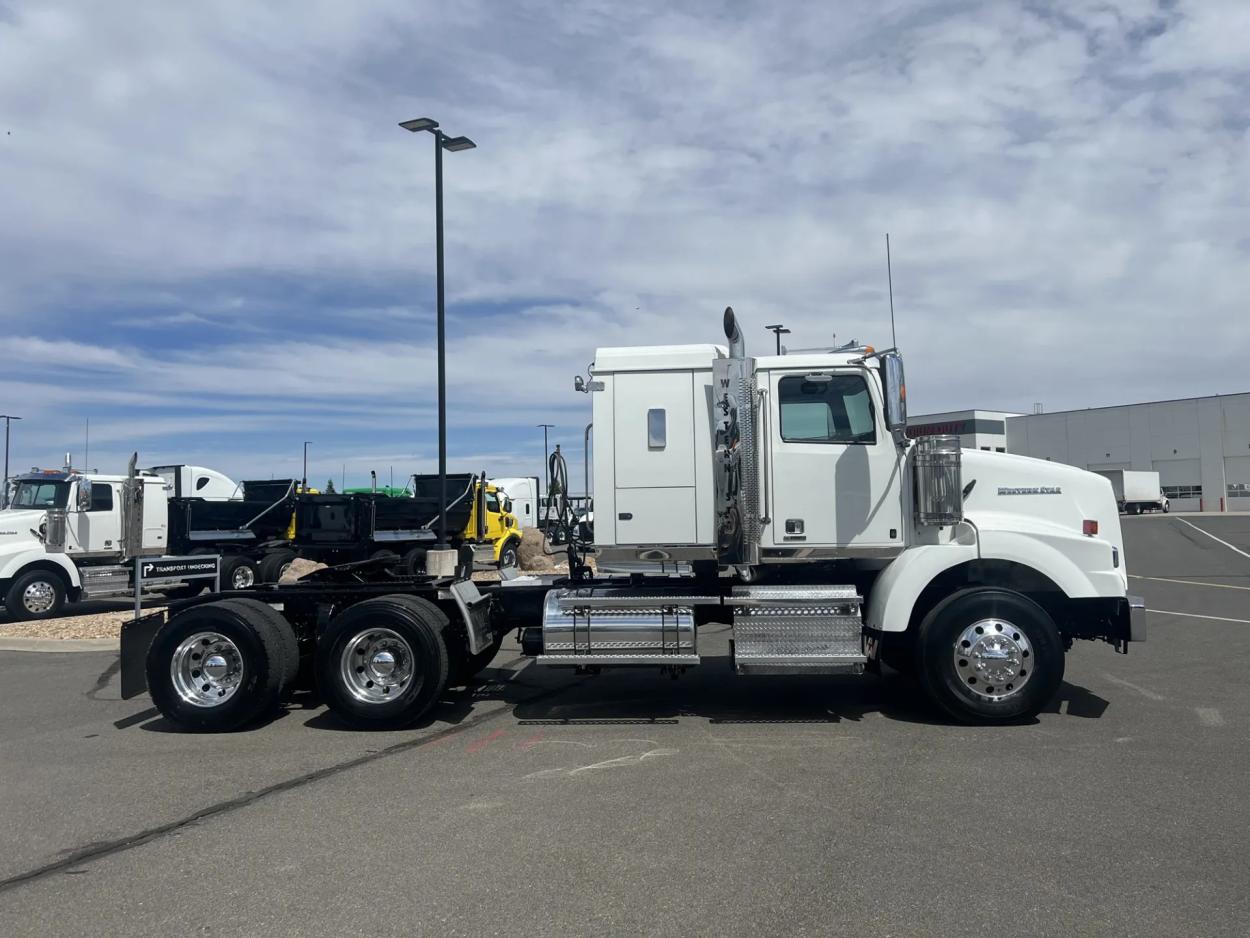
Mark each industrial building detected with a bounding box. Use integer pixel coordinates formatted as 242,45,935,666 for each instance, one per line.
909,394,1250,512
1005,393,1250,513
907,410,1019,452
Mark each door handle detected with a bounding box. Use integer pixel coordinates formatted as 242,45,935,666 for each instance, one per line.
618,512,633,521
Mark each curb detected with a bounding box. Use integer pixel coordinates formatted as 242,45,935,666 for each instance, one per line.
0,637,119,653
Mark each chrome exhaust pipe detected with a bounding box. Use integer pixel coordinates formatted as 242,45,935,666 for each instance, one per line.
723,306,745,359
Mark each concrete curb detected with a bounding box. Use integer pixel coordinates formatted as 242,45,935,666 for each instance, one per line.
0,637,119,653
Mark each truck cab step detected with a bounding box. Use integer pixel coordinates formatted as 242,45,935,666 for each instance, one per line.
730,584,866,675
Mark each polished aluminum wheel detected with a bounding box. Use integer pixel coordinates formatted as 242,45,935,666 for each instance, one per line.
171,631,244,707
231,565,255,589
340,627,414,704
953,618,1033,700
22,580,57,614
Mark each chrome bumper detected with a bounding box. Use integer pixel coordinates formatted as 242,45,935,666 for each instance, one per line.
1127,594,1147,642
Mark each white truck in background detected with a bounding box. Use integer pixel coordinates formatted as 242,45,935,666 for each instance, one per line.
0,459,298,621
489,476,541,526
1094,470,1169,515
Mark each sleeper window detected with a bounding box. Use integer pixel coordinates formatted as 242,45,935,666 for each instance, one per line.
647,408,666,449
778,374,876,444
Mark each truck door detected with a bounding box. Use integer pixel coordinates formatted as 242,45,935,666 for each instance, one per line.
766,368,903,551
69,481,122,555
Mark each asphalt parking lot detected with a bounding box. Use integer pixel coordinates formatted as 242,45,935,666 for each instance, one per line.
1,516,1247,936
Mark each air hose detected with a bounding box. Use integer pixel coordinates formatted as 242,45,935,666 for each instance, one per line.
542,447,591,579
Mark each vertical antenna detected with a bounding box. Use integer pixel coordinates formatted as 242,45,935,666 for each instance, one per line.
84,417,89,470
886,233,898,348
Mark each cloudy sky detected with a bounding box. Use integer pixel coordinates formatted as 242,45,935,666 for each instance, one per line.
1,0,1246,489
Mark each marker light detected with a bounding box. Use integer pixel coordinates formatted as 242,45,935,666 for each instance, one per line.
1083,519,1099,536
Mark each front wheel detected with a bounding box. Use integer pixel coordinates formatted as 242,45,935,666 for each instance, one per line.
498,539,520,570
4,569,67,621
915,588,1064,724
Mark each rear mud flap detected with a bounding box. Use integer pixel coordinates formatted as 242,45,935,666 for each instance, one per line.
119,611,165,699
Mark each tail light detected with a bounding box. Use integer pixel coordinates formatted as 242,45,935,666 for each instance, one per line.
1082,519,1099,537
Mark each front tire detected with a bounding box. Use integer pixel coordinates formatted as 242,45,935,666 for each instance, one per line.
4,569,67,621
317,595,450,730
146,600,296,731
915,588,1064,724
498,538,520,570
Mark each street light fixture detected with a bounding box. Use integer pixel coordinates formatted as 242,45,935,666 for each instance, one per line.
399,116,476,551
1,414,21,509
766,324,790,355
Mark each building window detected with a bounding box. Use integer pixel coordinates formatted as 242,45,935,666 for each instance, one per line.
778,374,875,444
995,447,1006,453
980,446,990,451
1228,482,1250,498
1162,485,1202,499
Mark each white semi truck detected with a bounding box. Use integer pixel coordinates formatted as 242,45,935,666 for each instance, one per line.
120,308,1144,730
0,460,298,621
1093,469,1169,515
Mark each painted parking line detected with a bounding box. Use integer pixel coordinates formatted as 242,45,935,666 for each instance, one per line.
1195,708,1226,727
1175,517,1250,561
1129,574,1250,592
1151,609,1250,625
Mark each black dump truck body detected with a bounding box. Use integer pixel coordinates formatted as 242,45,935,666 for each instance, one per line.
292,474,477,562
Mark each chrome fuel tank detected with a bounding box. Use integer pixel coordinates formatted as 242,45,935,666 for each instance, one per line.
538,588,699,664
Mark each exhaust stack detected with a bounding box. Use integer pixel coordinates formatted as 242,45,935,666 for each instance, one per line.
723,306,745,359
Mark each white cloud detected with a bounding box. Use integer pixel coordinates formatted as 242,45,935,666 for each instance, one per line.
0,0,1247,482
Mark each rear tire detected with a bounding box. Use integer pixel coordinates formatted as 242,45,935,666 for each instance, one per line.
257,549,297,584
915,588,1064,724
317,594,450,730
220,555,258,591
449,632,505,686
146,600,293,731
4,569,67,622
401,546,427,576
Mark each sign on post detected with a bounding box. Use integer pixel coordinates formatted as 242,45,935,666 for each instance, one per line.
133,555,221,619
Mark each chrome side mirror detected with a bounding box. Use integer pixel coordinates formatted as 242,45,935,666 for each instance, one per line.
76,478,93,511
883,352,908,445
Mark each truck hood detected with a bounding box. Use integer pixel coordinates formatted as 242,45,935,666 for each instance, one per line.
959,450,1125,577
0,509,48,548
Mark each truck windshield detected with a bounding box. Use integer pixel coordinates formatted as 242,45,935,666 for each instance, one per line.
9,481,70,509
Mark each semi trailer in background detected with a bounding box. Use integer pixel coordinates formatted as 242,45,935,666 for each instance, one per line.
1093,469,1168,514
123,306,1144,732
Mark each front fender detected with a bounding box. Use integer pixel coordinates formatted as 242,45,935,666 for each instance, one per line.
0,550,82,588
866,525,1123,634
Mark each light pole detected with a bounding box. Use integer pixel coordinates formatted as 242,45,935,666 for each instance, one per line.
766,324,790,355
537,424,555,497
302,441,312,492
1,414,20,509
400,117,476,550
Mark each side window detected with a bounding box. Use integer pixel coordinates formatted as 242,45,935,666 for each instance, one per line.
486,492,501,513
195,476,211,491
90,485,114,512
647,408,666,449
778,374,876,444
